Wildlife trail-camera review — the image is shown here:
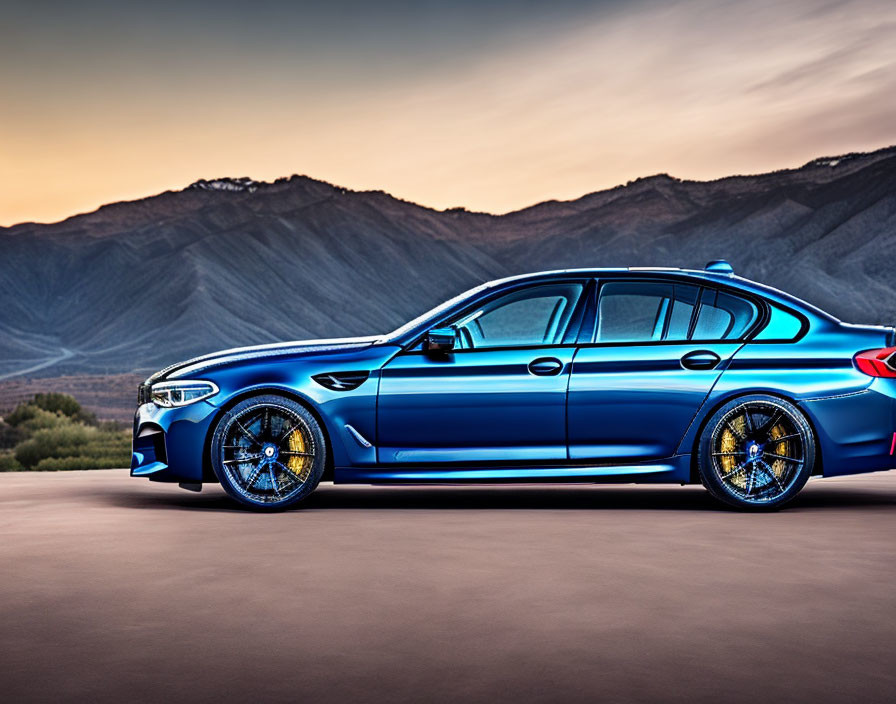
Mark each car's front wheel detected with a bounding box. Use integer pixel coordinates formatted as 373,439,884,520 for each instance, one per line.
697,394,815,510
210,395,326,510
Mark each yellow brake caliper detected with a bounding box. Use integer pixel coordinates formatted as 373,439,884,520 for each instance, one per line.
286,427,312,483
767,424,789,483
719,415,746,488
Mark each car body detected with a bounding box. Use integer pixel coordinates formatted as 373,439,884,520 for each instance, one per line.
131,261,896,509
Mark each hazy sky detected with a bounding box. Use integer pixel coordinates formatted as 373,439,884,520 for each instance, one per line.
2,0,895,225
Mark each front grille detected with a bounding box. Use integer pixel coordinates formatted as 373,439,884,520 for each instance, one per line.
137,383,152,406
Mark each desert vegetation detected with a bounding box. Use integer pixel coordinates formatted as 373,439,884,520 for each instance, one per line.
0,393,130,471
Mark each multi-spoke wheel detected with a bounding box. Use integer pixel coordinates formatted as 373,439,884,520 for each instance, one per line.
697,395,815,510
210,395,326,510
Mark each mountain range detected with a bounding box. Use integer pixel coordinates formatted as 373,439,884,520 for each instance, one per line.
2,146,895,390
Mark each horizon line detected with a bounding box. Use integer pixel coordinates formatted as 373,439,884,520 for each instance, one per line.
4,142,895,230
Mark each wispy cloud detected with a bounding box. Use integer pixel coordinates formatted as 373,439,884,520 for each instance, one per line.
1,0,894,224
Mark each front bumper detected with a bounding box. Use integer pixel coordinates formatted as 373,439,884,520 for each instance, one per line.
131,400,219,483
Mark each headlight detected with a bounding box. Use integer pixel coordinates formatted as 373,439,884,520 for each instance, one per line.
150,380,219,408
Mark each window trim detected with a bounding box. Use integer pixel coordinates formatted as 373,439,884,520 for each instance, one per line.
751,300,810,343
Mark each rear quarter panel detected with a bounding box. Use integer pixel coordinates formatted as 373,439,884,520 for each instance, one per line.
677,321,896,477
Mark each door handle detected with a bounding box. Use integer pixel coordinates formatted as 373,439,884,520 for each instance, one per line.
680,350,721,371
528,357,563,376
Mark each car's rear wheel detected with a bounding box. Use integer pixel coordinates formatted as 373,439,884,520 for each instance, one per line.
697,395,815,510
210,395,326,510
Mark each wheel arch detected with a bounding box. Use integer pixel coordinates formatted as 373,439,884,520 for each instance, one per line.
201,385,335,483
687,389,824,483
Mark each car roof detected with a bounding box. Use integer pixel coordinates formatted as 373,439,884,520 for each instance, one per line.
480,265,839,322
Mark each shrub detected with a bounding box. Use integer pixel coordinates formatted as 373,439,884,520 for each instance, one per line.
5,403,41,427
13,421,130,470
0,452,24,472
0,421,26,449
6,394,96,427
15,408,73,434
32,393,97,425
15,423,90,467
4,393,131,471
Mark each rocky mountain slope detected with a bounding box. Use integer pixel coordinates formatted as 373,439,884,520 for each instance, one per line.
2,147,895,380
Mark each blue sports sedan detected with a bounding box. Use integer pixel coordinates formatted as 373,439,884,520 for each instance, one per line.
131,261,896,510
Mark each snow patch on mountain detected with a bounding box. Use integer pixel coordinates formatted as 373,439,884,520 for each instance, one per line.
188,177,260,193
806,152,867,169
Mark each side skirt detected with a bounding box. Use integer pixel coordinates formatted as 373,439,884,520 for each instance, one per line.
334,454,691,484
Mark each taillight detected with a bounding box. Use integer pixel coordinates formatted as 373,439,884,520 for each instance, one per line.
854,347,896,378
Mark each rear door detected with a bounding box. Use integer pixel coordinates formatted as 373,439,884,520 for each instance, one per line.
567,279,758,461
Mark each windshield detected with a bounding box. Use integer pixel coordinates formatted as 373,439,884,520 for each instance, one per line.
381,281,494,342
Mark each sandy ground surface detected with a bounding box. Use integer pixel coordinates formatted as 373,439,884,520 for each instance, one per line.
2,470,896,703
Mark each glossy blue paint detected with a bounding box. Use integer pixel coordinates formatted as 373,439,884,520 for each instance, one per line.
131,267,896,488
568,342,741,460
378,347,575,463
131,399,218,481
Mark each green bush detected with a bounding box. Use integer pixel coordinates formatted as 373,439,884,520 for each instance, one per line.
4,394,131,471
14,408,75,434
6,393,97,427
0,452,24,472
5,403,41,427
32,392,97,425
15,424,91,468
0,421,26,449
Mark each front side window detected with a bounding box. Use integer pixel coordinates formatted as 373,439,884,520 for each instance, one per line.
451,283,584,349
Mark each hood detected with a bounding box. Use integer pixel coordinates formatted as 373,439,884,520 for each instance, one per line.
147,336,381,382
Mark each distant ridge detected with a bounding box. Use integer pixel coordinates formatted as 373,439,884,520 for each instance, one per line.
1,144,895,380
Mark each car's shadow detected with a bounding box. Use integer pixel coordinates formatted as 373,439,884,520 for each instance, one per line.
104,482,896,513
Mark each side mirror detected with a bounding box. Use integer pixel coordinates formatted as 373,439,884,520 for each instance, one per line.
424,327,456,353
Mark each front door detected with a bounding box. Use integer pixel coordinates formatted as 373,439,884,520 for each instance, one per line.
567,279,758,461
377,281,587,464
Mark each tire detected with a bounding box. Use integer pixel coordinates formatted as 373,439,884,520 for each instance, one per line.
697,394,815,510
210,395,326,510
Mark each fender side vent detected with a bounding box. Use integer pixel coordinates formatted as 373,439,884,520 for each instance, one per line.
312,371,370,391
345,424,373,448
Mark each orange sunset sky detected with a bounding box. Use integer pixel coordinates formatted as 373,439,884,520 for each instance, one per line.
2,0,895,226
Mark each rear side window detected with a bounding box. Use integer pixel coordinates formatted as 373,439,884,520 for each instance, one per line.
596,282,699,342
692,290,758,340
594,281,758,343
754,303,804,340
665,285,699,340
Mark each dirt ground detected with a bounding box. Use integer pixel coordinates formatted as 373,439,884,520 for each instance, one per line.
2,470,895,703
